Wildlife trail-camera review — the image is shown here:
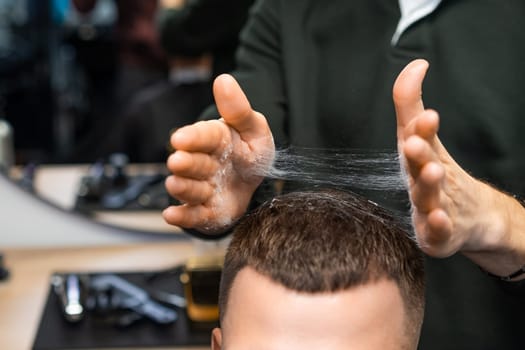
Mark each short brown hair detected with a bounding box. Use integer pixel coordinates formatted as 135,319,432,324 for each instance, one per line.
219,189,425,341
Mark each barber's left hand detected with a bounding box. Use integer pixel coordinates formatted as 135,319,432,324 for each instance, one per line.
393,59,491,258
393,59,525,278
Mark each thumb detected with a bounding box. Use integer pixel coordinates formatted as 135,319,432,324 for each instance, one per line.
393,59,429,129
213,74,268,141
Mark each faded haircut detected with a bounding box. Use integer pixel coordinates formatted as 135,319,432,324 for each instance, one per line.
219,189,425,342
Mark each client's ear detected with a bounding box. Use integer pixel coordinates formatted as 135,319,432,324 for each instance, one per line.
211,327,223,350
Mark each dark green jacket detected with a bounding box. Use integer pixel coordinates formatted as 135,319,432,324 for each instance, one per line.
222,0,525,349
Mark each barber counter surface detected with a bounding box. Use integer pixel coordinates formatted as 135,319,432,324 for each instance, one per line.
0,242,210,350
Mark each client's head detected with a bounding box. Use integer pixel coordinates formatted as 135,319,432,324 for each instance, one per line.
212,189,425,350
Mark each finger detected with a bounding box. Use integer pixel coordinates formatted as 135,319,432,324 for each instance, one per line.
427,209,453,242
397,109,439,149
415,109,440,142
162,204,214,229
410,161,444,213
403,135,438,179
213,74,271,141
167,151,219,180
165,175,214,205
416,209,453,257
170,119,229,153
393,59,429,131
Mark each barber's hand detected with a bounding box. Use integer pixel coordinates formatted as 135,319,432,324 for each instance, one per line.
163,74,274,233
394,59,525,278
393,59,493,258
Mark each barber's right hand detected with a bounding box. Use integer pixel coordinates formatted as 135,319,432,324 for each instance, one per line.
163,74,275,234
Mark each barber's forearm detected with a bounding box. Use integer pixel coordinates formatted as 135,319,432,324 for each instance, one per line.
461,181,525,281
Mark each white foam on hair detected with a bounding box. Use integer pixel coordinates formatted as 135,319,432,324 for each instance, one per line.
251,144,418,241
201,139,420,242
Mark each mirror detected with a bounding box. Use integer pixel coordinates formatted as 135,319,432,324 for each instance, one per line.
0,0,254,232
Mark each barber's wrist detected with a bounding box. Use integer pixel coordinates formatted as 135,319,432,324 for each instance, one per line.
461,182,525,280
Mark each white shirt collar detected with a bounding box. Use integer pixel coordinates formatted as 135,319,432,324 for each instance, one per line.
169,66,212,85
392,0,442,45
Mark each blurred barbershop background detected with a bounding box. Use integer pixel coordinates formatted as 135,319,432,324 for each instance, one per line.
0,1,253,349
0,0,253,164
